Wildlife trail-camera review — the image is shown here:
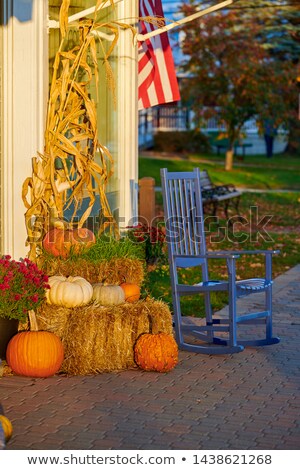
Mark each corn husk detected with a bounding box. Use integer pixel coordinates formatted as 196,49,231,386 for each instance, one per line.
22,2,163,260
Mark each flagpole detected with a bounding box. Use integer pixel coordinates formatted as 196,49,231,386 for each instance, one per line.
48,0,124,29
49,0,234,42
137,0,234,42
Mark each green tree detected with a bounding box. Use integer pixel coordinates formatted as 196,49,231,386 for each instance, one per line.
179,0,299,169
235,0,300,153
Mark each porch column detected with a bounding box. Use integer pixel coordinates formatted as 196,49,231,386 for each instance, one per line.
1,0,48,259
117,0,139,229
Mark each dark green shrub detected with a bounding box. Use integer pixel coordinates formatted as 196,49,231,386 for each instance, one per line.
153,131,211,153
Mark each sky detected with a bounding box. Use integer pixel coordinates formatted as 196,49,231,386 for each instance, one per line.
162,0,184,19
161,1,186,64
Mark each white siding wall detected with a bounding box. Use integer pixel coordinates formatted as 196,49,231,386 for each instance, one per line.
1,0,48,259
0,24,3,251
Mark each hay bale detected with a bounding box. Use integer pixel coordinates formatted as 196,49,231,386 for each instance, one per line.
37,299,173,375
38,257,145,286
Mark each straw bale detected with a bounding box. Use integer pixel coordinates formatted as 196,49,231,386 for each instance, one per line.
39,257,145,286
36,299,173,375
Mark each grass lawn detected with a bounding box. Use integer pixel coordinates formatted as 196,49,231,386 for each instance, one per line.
139,151,300,317
139,152,300,190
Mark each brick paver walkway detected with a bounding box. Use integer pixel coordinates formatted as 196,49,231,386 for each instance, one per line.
1,265,299,450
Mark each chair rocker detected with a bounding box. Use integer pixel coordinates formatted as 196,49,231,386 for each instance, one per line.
160,168,280,354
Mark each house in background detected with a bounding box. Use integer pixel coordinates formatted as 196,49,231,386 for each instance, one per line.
139,0,288,155
0,0,139,260
139,106,288,155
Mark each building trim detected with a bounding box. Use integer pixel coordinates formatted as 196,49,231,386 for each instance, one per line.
1,0,48,259
117,0,138,228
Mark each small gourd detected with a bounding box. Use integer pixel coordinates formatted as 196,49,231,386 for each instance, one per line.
134,333,178,373
0,415,13,443
92,284,125,306
46,275,93,308
120,283,140,303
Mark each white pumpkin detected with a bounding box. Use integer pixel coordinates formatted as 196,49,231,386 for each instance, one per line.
46,275,93,308
92,284,125,306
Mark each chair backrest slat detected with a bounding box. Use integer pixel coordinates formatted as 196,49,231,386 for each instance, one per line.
160,168,207,260
183,179,194,256
179,179,190,255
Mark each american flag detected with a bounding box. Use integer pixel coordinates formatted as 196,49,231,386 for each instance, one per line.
138,0,181,110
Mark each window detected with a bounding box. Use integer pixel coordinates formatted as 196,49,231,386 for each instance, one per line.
48,0,127,229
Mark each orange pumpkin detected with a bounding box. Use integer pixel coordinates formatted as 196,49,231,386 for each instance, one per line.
134,333,178,372
6,331,64,378
43,227,95,258
120,283,140,302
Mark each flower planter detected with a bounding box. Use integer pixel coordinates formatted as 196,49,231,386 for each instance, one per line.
0,256,49,360
0,318,19,359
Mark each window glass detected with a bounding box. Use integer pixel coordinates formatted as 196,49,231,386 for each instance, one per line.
48,0,119,227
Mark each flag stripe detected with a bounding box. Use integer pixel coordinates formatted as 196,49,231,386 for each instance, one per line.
138,0,180,110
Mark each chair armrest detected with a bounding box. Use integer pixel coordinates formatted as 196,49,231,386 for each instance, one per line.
205,253,241,259
173,253,239,269
213,250,280,256
174,253,240,261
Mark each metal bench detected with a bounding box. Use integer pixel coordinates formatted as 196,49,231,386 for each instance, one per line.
209,135,253,157
200,170,242,220
215,142,253,157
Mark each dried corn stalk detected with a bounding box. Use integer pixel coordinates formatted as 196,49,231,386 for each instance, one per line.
22,1,161,261
22,0,137,260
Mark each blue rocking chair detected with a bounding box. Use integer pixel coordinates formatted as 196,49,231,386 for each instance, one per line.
160,168,280,354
